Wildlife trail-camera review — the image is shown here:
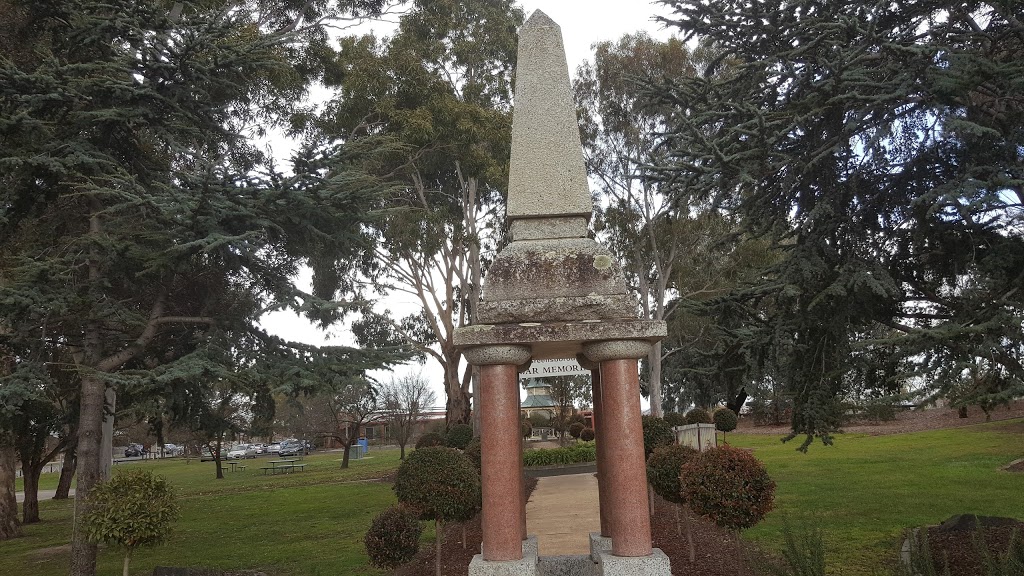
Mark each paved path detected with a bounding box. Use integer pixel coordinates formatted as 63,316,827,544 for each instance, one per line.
15,489,73,503
526,472,601,556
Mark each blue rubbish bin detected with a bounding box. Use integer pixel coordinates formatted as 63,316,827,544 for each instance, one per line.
356,437,368,459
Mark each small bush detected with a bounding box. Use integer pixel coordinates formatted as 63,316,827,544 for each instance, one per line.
642,416,674,457
580,427,595,442
415,432,445,449
684,408,713,425
394,447,480,523
680,445,775,532
364,505,422,569
463,438,481,470
713,408,738,432
663,411,686,427
568,413,586,426
521,419,533,439
523,443,596,466
646,444,699,505
445,424,474,450
862,397,898,423
82,469,179,576
568,422,586,439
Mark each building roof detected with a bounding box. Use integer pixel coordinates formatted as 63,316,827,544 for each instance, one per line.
521,394,556,408
524,378,550,390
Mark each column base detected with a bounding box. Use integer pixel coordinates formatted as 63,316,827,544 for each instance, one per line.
471,536,540,576
469,554,539,576
596,548,671,576
589,532,612,563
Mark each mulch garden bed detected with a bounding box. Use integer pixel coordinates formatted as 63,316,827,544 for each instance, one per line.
924,515,1024,576
395,480,768,576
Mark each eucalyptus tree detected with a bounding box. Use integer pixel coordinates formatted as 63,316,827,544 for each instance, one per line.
651,0,1024,448
313,0,524,425
575,34,731,415
0,0,403,571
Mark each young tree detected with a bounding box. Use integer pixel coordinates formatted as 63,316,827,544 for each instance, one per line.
547,376,591,446
82,470,179,576
380,373,437,460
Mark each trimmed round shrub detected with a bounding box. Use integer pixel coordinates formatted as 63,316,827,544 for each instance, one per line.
82,469,179,576
463,438,482,470
568,413,586,426
364,505,422,569
713,408,738,432
679,446,775,531
414,432,444,449
394,447,481,523
568,422,586,439
684,408,713,425
445,424,474,450
646,445,699,505
521,419,533,439
663,411,686,427
642,416,674,457
580,427,595,442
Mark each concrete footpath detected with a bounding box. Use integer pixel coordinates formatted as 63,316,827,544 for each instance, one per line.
16,489,73,503
525,472,601,555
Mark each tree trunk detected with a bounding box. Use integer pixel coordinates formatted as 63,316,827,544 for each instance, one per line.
445,370,471,426
55,445,76,500
341,442,352,469
683,506,695,563
101,387,115,481
435,519,443,576
399,441,406,461
0,434,21,540
71,374,105,576
122,550,131,576
20,462,41,524
648,341,663,417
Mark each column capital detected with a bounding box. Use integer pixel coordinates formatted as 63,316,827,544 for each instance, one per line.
464,344,532,367
582,340,651,363
575,353,599,371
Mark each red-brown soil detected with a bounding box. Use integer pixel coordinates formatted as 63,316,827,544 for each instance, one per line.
925,516,1024,576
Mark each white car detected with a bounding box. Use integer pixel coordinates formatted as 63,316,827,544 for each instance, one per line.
227,445,257,459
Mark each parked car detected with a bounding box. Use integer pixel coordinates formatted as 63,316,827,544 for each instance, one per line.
124,443,146,457
277,441,303,457
162,443,183,457
227,444,257,459
268,443,282,454
200,447,221,462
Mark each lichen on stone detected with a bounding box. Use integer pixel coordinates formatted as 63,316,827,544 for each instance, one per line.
593,254,612,270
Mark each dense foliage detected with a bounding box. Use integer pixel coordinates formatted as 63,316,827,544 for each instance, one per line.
522,443,596,467
82,470,178,576
580,427,595,442
679,446,775,532
652,0,1024,447
463,438,481,470
415,432,445,450
646,444,699,505
684,408,712,425
444,424,474,450
713,408,738,433
393,447,480,523
364,505,423,569
568,422,586,439
663,412,686,427
642,415,675,457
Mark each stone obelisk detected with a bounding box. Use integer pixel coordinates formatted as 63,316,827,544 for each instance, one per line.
458,11,669,576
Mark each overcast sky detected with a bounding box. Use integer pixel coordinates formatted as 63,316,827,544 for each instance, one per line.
260,1,678,408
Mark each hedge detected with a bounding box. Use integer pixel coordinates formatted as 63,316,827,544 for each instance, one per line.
522,443,596,467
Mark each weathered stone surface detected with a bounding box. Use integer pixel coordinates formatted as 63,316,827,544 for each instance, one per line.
595,549,671,576
538,555,600,576
478,294,637,324
582,340,652,362
454,320,666,361
464,344,533,367
507,10,591,220
470,554,540,576
589,533,612,563
482,238,628,303
511,217,589,241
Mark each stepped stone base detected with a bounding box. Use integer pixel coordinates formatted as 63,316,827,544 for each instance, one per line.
538,555,599,576
470,536,541,576
595,548,671,576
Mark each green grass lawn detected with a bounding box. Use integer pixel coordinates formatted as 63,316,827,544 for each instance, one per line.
729,418,1024,575
3,449,403,576
4,421,1022,576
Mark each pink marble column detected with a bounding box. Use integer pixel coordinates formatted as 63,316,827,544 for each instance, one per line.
479,363,526,561
598,358,652,557
519,391,528,541
590,368,611,537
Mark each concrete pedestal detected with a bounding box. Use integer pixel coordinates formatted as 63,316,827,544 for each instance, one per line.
595,548,671,576
470,536,540,576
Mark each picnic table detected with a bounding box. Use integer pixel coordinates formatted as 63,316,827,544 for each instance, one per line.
221,460,246,472
260,459,306,475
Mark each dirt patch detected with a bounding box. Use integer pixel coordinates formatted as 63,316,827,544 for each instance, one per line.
925,515,1024,576
1004,459,1024,473
30,543,70,561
